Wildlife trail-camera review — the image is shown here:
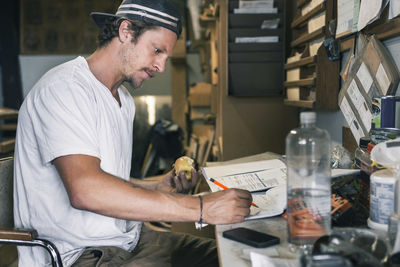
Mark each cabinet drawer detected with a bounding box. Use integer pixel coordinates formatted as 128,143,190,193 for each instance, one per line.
229,14,283,28
229,42,283,52
228,62,284,96
229,29,282,42
229,51,282,62
228,0,284,12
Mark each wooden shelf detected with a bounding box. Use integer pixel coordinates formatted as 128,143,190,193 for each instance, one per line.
366,17,400,41
291,27,325,47
284,77,315,87
0,139,15,154
284,99,314,108
0,108,18,120
284,0,338,110
0,124,17,131
200,15,217,22
291,2,325,28
284,56,316,69
297,0,310,8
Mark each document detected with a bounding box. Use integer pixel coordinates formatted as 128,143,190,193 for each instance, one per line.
235,36,279,43
336,0,360,38
239,0,273,9
202,159,286,192
357,0,389,31
389,0,400,19
202,159,287,220
202,159,360,220
234,7,277,14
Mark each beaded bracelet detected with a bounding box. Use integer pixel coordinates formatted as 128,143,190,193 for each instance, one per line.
198,195,203,229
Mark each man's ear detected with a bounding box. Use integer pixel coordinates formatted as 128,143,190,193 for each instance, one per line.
118,20,133,42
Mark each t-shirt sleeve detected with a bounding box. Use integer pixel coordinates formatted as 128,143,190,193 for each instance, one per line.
29,80,100,164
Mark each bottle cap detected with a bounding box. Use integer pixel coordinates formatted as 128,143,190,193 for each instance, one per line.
300,112,316,124
367,142,375,153
359,137,370,150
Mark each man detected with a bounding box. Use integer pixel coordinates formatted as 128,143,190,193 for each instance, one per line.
14,0,253,266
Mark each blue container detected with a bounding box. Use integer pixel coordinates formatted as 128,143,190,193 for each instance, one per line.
381,96,400,129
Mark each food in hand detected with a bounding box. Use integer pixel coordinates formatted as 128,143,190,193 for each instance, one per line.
174,156,194,179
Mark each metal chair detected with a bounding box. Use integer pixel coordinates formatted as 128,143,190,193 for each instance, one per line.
0,157,63,267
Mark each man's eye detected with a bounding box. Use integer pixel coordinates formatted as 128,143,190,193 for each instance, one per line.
154,48,161,54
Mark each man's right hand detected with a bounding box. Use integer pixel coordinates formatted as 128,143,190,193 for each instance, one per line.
202,189,252,224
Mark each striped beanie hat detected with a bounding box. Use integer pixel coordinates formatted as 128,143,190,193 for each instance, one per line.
91,0,182,38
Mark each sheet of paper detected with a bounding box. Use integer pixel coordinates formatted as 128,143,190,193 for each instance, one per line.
247,186,287,220
239,0,273,9
357,0,388,31
356,62,373,95
234,7,277,14
389,0,400,19
261,18,280,29
336,0,359,37
347,79,364,110
235,36,279,43
340,96,364,142
202,159,286,193
250,252,299,267
376,63,391,95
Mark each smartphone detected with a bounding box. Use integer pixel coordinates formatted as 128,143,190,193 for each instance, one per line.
222,227,280,248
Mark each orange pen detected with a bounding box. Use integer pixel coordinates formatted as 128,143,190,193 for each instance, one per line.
209,178,259,208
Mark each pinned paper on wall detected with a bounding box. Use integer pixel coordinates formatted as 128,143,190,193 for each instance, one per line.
357,0,389,31
340,96,364,142
389,0,400,19
376,63,391,95
356,62,373,95
336,0,360,38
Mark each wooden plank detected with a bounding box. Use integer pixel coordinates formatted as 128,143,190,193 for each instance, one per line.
0,228,37,241
284,77,315,87
284,56,316,69
0,108,18,120
315,44,340,110
284,99,314,108
368,17,400,41
291,2,325,28
0,124,17,131
291,27,325,47
0,139,15,154
340,36,355,52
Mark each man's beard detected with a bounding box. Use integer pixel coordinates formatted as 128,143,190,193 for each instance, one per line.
125,68,153,89
126,76,143,89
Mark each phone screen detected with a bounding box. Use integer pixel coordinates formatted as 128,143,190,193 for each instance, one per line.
223,227,280,248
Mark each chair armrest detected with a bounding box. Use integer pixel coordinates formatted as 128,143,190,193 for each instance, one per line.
0,228,38,241
0,228,63,266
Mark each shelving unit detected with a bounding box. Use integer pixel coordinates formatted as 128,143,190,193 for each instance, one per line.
226,0,286,96
284,0,340,110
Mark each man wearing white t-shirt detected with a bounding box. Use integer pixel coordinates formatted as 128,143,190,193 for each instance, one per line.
14,0,253,266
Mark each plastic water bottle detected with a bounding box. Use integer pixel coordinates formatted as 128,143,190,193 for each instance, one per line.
286,111,331,250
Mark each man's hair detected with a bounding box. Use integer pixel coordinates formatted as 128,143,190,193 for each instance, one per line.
97,17,158,48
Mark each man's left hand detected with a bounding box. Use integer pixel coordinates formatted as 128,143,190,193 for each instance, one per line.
157,169,200,194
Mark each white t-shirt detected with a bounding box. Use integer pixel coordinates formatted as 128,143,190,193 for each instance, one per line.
14,56,142,266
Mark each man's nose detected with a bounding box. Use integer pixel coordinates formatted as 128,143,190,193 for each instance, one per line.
154,56,168,73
